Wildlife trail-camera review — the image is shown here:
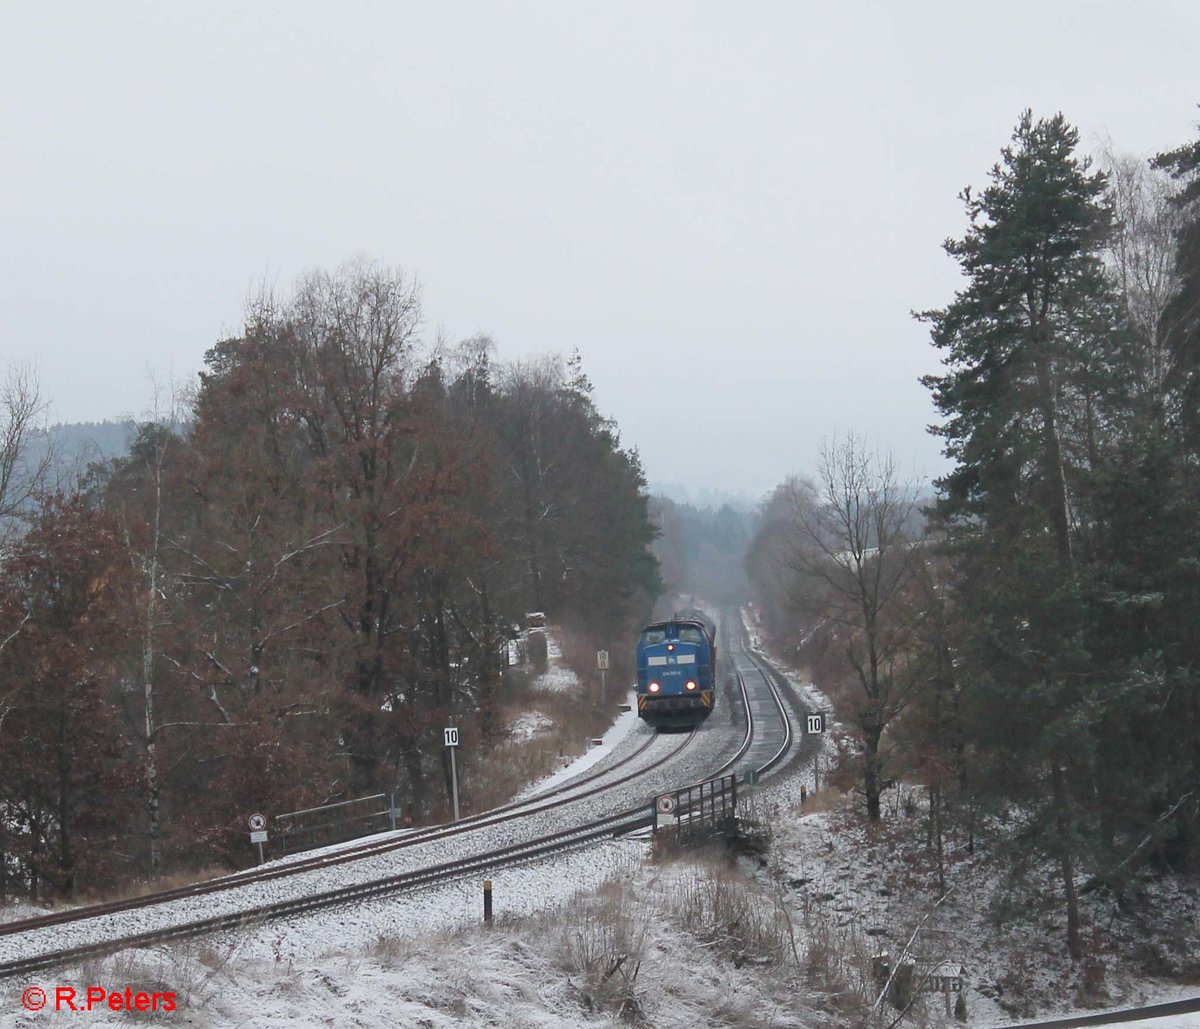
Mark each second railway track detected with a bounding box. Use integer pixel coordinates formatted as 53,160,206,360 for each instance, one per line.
0,615,804,980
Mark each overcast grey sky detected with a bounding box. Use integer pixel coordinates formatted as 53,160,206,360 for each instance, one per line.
3,2,1197,499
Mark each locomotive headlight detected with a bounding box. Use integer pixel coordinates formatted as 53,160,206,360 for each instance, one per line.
648,681,661,693
666,643,675,652
685,680,697,691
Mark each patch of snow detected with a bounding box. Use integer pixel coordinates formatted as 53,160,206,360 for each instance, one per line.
529,628,582,693
513,691,642,801
6,845,832,1029
741,628,1200,1029
507,710,554,742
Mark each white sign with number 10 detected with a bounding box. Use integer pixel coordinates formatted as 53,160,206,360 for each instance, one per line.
444,726,460,747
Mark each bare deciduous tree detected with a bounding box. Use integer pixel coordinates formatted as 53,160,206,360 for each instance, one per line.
786,435,923,821
0,363,52,538
1100,144,1187,399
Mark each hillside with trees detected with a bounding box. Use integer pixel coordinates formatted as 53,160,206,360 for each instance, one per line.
0,263,659,898
746,110,1200,970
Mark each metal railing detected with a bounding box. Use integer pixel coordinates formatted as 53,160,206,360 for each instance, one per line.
273,792,400,854
652,774,738,843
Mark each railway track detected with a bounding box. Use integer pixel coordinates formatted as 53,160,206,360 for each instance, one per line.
987,996,1200,1028
0,723,680,942
0,731,698,942
0,617,802,980
723,622,796,780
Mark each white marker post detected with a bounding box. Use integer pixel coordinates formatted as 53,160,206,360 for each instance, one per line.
805,713,826,792
444,726,461,821
597,650,609,700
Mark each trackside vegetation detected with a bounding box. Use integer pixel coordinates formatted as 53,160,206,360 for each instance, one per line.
746,110,1200,962
0,263,659,900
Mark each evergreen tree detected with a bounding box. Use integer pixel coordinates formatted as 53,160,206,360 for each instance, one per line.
920,110,1121,560
1155,126,1200,451
920,111,1124,959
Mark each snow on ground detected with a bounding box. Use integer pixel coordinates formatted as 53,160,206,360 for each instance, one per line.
512,691,642,802
7,623,1197,1027
3,666,825,1028
5,835,846,1029
507,709,554,742
0,902,42,926
741,629,1200,1029
529,628,581,693
0,718,740,969
0,653,745,973
742,607,841,741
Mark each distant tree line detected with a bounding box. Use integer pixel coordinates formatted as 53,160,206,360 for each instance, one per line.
649,497,752,610
746,110,1200,960
0,263,659,901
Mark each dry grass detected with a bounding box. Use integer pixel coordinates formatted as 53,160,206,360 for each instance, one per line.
71,934,245,1015
797,785,847,816
796,891,877,1020
666,855,800,972
458,632,627,813
548,878,650,1023
2,864,239,921
369,929,436,969
110,865,236,901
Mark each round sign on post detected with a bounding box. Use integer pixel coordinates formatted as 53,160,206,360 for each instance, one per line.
248,813,267,832
655,794,677,815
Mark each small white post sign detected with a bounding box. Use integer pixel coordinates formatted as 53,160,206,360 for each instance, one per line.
597,650,609,669
806,713,826,734
444,726,461,821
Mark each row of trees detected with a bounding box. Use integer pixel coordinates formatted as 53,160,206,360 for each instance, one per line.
0,264,659,901
747,110,1200,959
650,497,752,609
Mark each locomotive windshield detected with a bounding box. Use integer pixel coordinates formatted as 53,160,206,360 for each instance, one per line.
639,624,705,647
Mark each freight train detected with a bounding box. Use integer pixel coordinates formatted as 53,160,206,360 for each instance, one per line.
635,609,717,729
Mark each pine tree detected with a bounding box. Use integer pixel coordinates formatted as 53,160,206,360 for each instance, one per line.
920,110,1121,561
1154,125,1200,448
920,111,1124,960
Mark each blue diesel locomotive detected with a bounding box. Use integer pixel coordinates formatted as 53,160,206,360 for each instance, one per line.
635,611,717,728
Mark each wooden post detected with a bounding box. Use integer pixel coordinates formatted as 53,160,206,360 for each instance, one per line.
483,879,493,925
